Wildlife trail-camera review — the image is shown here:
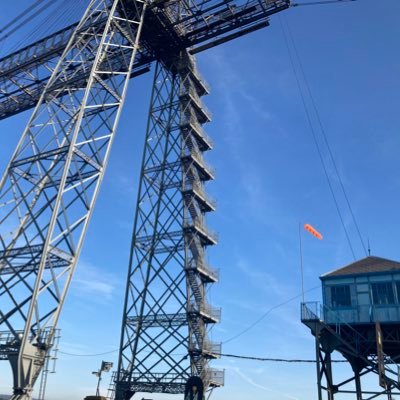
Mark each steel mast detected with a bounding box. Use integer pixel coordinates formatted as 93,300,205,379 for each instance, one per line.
0,0,147,398
114,51,222,399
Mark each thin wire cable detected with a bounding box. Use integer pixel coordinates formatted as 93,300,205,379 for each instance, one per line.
284,19,368,256
2,0,85,56
219,353,347,363
58,285,321,357
0,0,54,44
293,0,357,6
0,0,48,36
222,285,321,344
59,349,119,357
59,349,349,364
278,16,356,260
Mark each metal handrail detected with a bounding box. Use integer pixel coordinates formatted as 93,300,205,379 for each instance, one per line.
301,302,368,344
181,115,214,147
186,258,219,281
184,216,218,243
189,301,221,321
191,181,216,207
203,368,225,386
203,340,222,354
181,87,212,119
189,340,221,354
200,302,221,321
188,150,215,177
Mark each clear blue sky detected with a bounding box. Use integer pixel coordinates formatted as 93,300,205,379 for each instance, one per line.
0,0,400,399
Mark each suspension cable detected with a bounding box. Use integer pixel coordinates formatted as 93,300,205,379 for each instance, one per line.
0,0,54,43
293,0,357,6
279,16,357,260
0,0,48,36
284,19,368,256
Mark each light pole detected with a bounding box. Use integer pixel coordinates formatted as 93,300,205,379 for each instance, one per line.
92,361,113,396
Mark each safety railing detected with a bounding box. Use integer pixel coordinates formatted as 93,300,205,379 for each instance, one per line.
301,302,368,351
181,115,214,148
189,302,221,322
203,340,222,355
184,216,218,243
302,301,400,325
181,87,212,120
188,150,215,177
186,258,219,282
204,368,225,387
189,180,216,208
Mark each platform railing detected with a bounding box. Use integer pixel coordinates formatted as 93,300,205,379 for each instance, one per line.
189,340,221,355
302,301,400,325
186,258,219,282
189,301,221,321
190,150,215,176
181,115,214,148
181,87,212,120
301,302,368,351
204,368,225,387
184,215,218,243
191,181,216,207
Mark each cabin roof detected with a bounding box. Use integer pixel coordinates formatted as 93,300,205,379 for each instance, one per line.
321,256,400,280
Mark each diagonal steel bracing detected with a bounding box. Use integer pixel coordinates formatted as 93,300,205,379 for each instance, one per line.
114,54,223,399
0,0,147,398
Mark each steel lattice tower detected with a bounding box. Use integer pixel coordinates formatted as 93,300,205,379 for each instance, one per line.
0,0,147,398
114,52,223,399
0,0,292,398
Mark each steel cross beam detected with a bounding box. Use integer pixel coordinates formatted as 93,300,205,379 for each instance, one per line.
0,0,147,398
0,0,291,120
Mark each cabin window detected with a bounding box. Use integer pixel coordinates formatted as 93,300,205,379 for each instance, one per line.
371,282,395,305
330,285,351,308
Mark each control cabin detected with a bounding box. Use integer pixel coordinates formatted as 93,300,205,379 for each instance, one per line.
321,256,400,324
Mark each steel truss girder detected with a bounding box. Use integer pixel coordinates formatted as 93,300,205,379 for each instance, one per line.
0,0,291,120
114,53,222,399
0,0,147,398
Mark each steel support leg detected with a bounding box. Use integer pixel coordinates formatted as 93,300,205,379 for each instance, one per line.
114,52,222,398
0,0,147,397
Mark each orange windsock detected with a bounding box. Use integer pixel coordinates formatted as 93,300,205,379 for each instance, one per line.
304,223,323,240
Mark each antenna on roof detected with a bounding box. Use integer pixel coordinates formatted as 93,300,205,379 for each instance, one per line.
367,238,371,256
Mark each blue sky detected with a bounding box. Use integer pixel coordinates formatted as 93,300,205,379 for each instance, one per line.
0,0,400,399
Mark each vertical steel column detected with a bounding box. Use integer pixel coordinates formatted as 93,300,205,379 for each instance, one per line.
325,352,335,400
354,370,362,400
115,52,222,399
316,331,323,400
0,0,147,398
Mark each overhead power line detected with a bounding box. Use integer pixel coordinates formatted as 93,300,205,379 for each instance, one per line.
222,285,320,344
59,285,322,358
59,349,349,364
